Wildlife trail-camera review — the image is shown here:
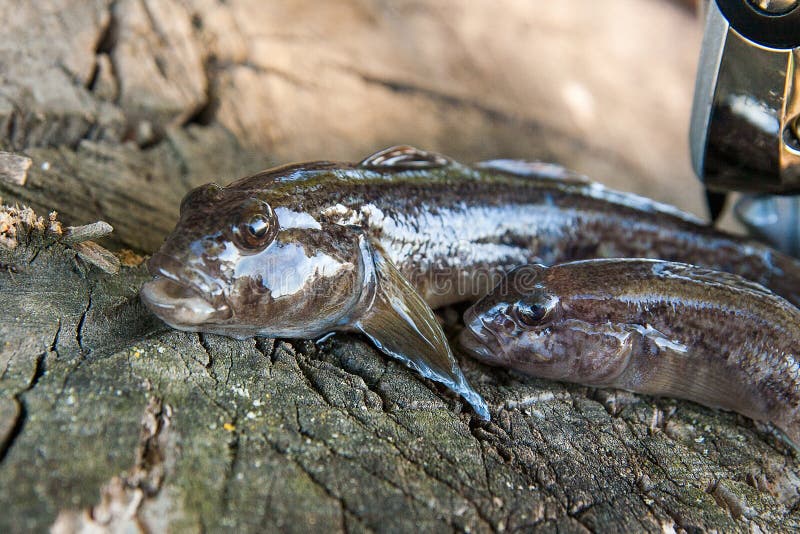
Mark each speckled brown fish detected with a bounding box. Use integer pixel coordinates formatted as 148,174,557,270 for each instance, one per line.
460,259,800,444
140,146,800,421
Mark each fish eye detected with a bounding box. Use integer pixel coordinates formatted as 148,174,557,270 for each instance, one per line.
512,301,548,326
232,200,276,251
246,215,269,238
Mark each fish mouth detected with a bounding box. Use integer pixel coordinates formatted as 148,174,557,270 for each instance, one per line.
140,270,232,327
457,327,496,362
459,303,523,367
458,310,504,365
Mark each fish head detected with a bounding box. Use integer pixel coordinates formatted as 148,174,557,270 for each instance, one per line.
461,263,638,383
459,264,577,379
141,183,366,339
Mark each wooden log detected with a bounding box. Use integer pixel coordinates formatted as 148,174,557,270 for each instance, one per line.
1,0,712,257
1,206,799,533
2,1,796,532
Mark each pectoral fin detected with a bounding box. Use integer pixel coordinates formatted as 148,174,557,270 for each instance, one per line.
354,245,490,420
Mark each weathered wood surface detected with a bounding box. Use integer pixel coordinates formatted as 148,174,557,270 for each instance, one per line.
2,207,799,533
1,0,710,254
2,0,798,532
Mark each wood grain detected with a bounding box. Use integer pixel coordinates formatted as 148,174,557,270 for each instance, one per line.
2,2,792,532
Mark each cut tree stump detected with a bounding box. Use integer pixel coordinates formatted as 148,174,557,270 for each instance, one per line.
1,1,797,532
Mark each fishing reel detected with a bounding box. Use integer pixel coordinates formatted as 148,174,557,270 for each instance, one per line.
690,0,800,256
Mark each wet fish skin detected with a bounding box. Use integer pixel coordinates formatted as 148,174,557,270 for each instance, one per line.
459,259,800,445
227,149,800,308
142,148,498,419
139,145,800,421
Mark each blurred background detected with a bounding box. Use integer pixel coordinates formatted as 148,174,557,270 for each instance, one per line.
0,0,707,251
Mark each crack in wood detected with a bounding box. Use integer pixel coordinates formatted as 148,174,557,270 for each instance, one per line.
292,408,463,532
51,397,174,531
0,350,46,463
75,290,92,355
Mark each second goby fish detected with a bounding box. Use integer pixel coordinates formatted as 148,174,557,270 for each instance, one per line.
140,146,800,420
459,259,800,445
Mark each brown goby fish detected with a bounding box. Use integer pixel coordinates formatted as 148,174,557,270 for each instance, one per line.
140,146,800,421
459,259,800,444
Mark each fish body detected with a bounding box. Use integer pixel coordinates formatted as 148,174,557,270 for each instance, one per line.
460,259,800,444
140,146,800,420
215,150,800,309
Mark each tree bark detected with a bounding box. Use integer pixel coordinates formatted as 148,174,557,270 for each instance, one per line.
1,0,714,252
1,1,798,532
2,209,799,533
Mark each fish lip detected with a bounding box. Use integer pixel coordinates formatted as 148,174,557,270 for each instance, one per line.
458,314,503,364
460,304,521,366
458,327,492,360
147,252,229,304
141,256,233,325
141,276,233,325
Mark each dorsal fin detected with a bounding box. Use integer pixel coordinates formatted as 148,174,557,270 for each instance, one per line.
475,159,592,185
648,260,777,299
358,145,454,170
